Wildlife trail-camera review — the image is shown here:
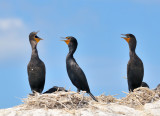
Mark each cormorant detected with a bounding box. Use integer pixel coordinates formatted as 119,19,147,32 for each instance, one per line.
62,36,98,102
27,31,46,94
141,82,149,88
121,34,144,92
43,86,67,94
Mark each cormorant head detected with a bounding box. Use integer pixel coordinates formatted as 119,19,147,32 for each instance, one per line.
121,33,137,51
29,31,43,46
61,36,78,52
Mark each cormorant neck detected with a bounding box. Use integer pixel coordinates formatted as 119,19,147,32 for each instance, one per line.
66,50,74,60
31,42,37,50
68,45,76,57
69,49,75,55
31,44,40,60
128,38,136,55
129,50,136,58
129,46,136,53
128,41,136,58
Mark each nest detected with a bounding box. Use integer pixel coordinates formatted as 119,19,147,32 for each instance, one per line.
23,91,90,110
97,94,118,103
22,87,160,111
119,87,159,109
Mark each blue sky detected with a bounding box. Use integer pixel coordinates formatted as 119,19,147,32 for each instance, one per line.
0,0,160,109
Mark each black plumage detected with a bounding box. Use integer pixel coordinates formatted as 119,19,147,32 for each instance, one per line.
62,36,98,102
122,34,144,92
43,86,67,94
141,82,149,88
27,32,46,94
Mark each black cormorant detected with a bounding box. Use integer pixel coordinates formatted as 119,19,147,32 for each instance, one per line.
43,86,67,94
121,34,144,92
141,82,149,88
62,36,98,102
27,31,46,94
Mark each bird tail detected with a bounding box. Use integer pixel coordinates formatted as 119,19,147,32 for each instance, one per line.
88,92,98,102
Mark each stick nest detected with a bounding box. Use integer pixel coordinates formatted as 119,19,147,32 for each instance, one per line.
22,87,160,110
119,87,160,109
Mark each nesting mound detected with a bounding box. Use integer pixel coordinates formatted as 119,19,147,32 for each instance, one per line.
23,91,89,110
22,87,160,111
119,87,160,109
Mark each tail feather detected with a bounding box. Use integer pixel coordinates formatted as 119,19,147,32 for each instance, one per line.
88,92,98,102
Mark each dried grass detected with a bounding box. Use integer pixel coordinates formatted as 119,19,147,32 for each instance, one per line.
119,87,158,109
22,87,160,111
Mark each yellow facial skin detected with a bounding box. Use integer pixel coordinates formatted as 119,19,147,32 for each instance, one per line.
122,37,131,43
34,36,43,43
121,34,131,43
61,37,71,45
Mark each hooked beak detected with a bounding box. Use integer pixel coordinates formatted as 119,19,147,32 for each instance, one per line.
61,37,70,45
121,34,130,43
